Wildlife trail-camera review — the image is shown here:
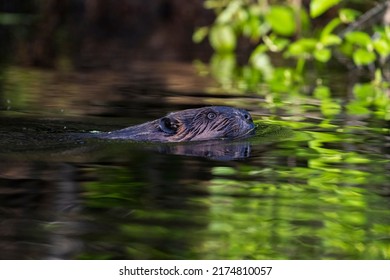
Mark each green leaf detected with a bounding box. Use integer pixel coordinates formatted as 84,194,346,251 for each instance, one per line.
243,14,265,40
321,34,342,46
299,8,311,32
204,0,221,10
250,44,268,56
353,83,375,103
236,8,249,25
263,34,290,52
314,85,331,99
209,25,236,52
339,41,354,56
248,4,262,17
339,8,361,23
314,48,331,62
216,0,241,24
193,26,209,43
345,31,372,47
287,38,317,57
321,18,341,38
265,6,296,36
310,0,341,18
373,38,390,58
352,48,376,66
386,26,390,40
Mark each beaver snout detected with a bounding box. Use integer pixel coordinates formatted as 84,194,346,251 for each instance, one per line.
240,110,254,123
236,109,255,132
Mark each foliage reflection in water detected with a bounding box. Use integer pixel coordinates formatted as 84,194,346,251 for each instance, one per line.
0,65,389,260
76,119,389,260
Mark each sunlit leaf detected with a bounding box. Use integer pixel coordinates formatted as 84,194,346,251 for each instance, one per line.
353,83,375,103
314,85,331,99
314,48,331,62
352,48,376,65
243,14,265,40
216,0,241,24
287,38,317,57
209,24,236,52
236,8,249,23
339,8,361,23
193,26,209,43
345,31,372,47
263,34,290,52
373,38,390,58
321,18,341,38
265,6,296,36
310,0,341,18
321,34,342,46
250,44,268,56
204,0,222,9
339,40,354,56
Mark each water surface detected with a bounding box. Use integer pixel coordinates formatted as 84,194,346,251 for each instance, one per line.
0,63,389,259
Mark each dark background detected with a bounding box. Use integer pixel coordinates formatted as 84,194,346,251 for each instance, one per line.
0,0,214,68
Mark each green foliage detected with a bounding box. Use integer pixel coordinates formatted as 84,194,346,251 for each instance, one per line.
310,0,341,18
209,24,237,52
204,123,390,259
197,0,390,70
338,8,361,23
347,70,390,120
193,26,209,43
266,5,296,36
341,27,390,65
194,0,390,121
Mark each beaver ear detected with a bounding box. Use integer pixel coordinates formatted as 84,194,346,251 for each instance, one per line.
159,117,178,134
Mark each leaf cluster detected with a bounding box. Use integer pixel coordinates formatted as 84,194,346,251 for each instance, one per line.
193,0,390,81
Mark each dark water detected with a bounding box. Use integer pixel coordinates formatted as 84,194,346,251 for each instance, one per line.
0,64,389,260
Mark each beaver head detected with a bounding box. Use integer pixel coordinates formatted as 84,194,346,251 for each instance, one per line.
98,106,256,142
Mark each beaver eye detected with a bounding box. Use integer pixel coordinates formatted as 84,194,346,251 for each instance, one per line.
207,112,217,120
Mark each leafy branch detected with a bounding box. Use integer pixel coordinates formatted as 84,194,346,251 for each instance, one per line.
194,0,390,80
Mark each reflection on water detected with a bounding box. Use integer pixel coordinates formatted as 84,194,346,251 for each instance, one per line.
154,140,252,161
0,64,389,260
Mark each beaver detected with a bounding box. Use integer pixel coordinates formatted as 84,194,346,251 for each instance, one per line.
95,106,255,142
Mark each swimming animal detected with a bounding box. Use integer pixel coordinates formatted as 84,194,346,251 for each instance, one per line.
96,106,255,142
